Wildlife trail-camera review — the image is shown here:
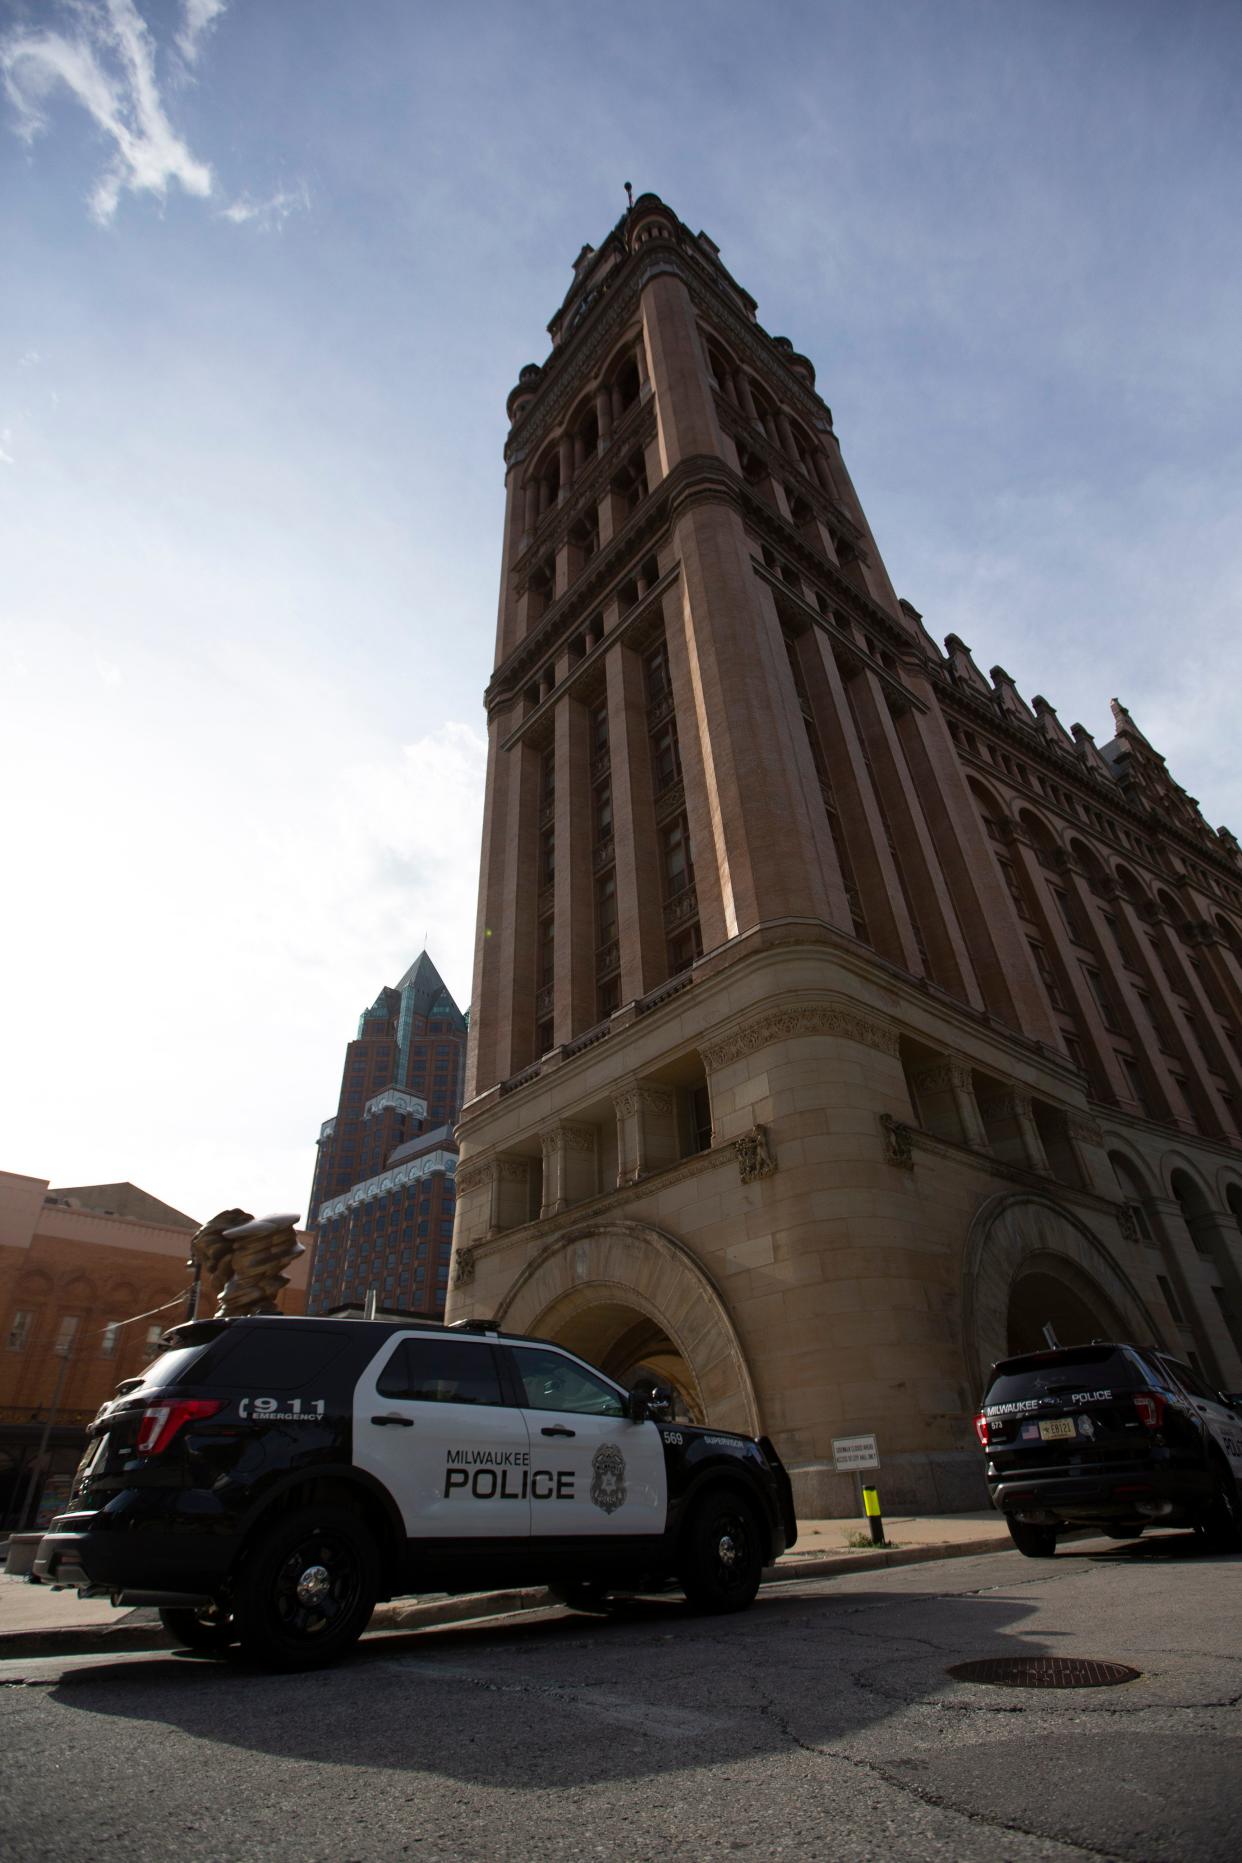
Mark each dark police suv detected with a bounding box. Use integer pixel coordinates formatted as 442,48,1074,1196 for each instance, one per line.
975,1341,1242,1556
35,1315,796,1668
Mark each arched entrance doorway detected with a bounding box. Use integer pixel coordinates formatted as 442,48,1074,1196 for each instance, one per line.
537,1300,701,1422
494,1218,760,1435
1005,1259,1129,1357
963,1192,1158,1392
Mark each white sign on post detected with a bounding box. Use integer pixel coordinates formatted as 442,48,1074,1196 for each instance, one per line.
832,1433,880,1471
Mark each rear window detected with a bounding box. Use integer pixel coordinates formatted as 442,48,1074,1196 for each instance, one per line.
136,1342,216,1390
204,1326,355,1390
983,1346,1148,1411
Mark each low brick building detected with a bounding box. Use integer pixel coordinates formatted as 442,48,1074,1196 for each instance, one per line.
0,1171,307,1529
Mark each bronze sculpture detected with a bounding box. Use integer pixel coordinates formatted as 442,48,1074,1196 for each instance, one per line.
189,1209,304,1318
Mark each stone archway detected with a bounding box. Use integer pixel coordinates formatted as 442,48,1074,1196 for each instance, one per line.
963,1193,1158,1392
494,1218,760,1435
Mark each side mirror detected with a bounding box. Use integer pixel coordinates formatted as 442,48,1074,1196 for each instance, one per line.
629,1384,673,1423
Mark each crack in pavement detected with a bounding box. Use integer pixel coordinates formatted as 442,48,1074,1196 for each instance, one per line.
743,1674,1103,1860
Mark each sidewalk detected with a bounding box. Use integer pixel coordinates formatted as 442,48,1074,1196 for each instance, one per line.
0,1511,1011,1656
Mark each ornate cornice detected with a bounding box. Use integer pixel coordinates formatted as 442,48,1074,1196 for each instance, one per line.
701,1002,900,1071
540,1122,598,1156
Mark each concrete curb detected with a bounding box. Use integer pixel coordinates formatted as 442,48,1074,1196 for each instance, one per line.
0,1532,1014,1662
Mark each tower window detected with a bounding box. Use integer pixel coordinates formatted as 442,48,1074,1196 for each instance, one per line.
593,780,613,844
650,720,681,793
667,924,703,975
644,641,671,706
595,870,618,946
661,815,694,898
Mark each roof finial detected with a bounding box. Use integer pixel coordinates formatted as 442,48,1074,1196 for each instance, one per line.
624,180,633,210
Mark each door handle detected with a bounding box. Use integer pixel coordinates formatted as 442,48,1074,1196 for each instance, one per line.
541,1425,575,1438
371,1414,414,1428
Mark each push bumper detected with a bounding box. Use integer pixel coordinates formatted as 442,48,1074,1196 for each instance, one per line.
990,1466,1212,1527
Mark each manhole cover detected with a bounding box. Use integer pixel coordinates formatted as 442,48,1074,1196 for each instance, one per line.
947,1657,1141,1689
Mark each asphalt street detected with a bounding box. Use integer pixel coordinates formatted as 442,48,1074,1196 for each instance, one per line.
2,1534,1239,1862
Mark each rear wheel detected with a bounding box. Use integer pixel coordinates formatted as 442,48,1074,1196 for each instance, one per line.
680,1491,764,1612
158,1604,234,1652
1196,1467,1242,1552
1005,1517,1057,1558
233,1505,378,1670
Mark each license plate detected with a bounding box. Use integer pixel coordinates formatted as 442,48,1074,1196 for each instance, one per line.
1039,1418,1076,1441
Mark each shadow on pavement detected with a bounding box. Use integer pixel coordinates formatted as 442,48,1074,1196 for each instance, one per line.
44,1582,1053,1790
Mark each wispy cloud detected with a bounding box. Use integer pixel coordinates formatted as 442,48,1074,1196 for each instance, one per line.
0,0,212,222
219,180,311,231
177,0,228,69
0,427,14,465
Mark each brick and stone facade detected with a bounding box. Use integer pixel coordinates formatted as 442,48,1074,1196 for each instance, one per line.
0,1171,308,1528
446,193,1242,1514
306,952,465,1316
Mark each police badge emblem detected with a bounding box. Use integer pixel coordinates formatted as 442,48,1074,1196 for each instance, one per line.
590,1443,626,1515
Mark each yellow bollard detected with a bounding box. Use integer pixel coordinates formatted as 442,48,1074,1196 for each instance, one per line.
862,1484,885,1546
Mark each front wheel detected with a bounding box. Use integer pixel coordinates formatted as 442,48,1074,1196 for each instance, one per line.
1006,1517,1057,1558
233,1505,378,1670
1196,1469,1242,1553
158,1604,234,1652
679,1492,764,1613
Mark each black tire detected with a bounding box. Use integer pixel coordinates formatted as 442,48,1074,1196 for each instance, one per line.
1005,1516,1057,1558
232,1505,378,1670
158,1604,235,1652
1104,1528,1144,1541
1196,1466,1242,1553
679,1491,764,1613
549,1579,612,1614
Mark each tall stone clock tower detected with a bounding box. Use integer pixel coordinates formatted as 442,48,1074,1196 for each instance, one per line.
446,193,1242,1513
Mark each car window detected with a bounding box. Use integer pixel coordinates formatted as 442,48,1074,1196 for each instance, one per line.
1159,1357,1219,1405
207,1326,353,1390
513,1347,626,1418
377,1337,506,1406
982,1346,1147,1409
135,1342,216,1390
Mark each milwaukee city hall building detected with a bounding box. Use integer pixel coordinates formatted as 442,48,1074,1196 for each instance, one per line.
445,192,1242,1514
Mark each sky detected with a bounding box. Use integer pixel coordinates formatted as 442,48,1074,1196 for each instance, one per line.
2,0,1240,1225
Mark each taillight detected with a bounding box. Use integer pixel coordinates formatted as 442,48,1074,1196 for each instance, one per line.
1133,1391,1165,1429
973,1412,990,1447
134,1397,224,1456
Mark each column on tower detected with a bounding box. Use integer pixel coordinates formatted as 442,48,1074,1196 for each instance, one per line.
1108,884,1235,1136
892,681,1063,1035
834,663,980,1004
639,269,847,940
798,629,924,971
605,642,667,1002
496,734,544,1077
552,694,596,1043
1000,821,1136,1100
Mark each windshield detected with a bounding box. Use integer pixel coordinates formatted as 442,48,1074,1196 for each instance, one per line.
983,1346,1146,1410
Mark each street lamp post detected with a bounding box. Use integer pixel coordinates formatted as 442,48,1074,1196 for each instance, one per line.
23,1333,75,1531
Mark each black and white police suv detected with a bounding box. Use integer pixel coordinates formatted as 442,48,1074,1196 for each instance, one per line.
975,1341,1242,1557
35,1315,797,1668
